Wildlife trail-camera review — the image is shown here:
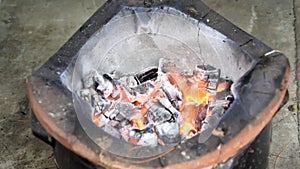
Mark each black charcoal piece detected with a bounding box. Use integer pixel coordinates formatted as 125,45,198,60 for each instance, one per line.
94,73,114,98
135,67,158,83
207,79,219,90
226,95,234,102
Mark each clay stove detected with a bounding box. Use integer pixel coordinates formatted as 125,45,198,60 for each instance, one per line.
27,0,289,169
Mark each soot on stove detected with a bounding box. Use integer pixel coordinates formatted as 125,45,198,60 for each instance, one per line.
78,58,234,146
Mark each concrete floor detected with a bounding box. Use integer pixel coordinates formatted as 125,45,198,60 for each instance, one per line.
0,0,299,168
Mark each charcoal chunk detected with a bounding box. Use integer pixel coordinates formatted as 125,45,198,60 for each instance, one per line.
115,102,135,119
155,122,181,144
198,106,224,143
194,65,220,90
146,103,172,124
135,67,158,83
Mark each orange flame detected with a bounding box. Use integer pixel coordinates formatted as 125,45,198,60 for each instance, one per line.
93,63,231,143
166,65,218,138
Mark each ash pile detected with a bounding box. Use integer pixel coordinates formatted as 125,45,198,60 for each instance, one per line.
78,58,234,146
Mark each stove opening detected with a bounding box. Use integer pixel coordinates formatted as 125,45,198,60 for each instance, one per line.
60,6,256,158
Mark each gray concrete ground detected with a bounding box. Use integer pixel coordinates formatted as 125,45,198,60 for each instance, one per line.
0,0,299,168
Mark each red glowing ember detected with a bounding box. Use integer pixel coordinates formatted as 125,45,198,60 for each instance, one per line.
79,59,233,146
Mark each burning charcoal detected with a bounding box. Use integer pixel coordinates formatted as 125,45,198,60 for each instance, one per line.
127,126,157,145
111,87,121,99
135,67,158,83
194,65,220,90
117,120,132,139
108,111,118,120
93,72,114,98
83,71,96,88
207,71,220,90
107,119,120,127
114,102,135,119
102,125,121,139
157,98,182,123
114,113,126,122
102,102,135,128
195,104,208,131
103,108,117,119
200,106,224,134
118,75,139,88
78,88,92,103
118,119,131,131
208,99,230,109
130,82,155,95
155,122,181,144
94,100,111,114
80,59,234,146
198,104,208,121
96,114,110,127
146,104,172,124
198,106,224,143
128,129,143,141
161,81,183,110
103,73,115,82
90,89,110,112
138,132,158,146
207,78,219,90
194,65,217,79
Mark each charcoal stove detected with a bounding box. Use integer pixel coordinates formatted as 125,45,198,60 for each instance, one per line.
27,0,290,169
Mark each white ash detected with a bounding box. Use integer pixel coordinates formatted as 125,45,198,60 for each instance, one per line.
160,81,182,110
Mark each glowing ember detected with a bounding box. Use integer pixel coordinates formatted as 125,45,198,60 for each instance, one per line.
78,59,234,146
